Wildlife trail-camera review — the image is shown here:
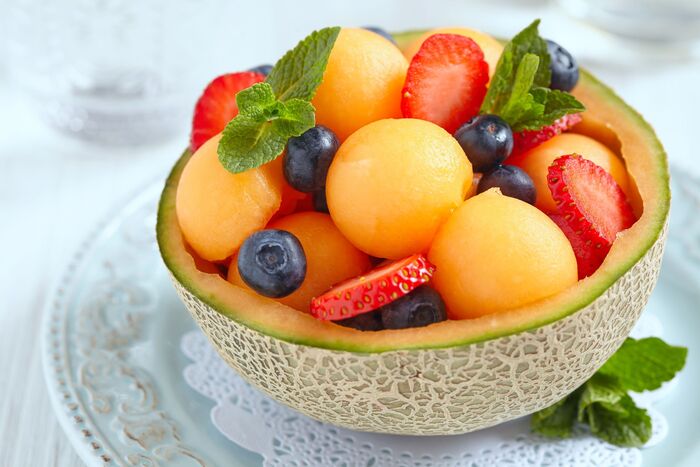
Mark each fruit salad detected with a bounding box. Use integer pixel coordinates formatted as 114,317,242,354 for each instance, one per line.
174,21,637,333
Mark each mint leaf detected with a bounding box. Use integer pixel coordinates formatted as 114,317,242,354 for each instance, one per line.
533,337,687,448
585,393,652,448
599,337,688,392
531,389,580,438
480,20,584,132
235,81,277,116
498,53,543,126
218,82,314,173
266,27,341,102
577,373,626,421
217,27,340,174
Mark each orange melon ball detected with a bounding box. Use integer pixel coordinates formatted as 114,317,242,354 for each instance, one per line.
312,28,408,140
326,118,472,259
228,212,371,311
429,189,577,319
403,27,503,78
508,133,630,213
176,134,282,261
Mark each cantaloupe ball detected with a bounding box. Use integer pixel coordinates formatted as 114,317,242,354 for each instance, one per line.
429,189,577,319
508,133,630,213
326,118,472,259
402,27,503,78
311,28,408,141
176,134,282,261
228,212,371,311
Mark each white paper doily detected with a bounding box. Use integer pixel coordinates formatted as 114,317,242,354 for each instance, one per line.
180,311,670,466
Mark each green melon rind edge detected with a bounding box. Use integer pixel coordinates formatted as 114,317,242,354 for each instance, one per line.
156,31,669,354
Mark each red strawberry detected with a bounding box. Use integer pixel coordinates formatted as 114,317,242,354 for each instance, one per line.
548,154,636,278
190,71,265,151
310,254,435,320
512,113,582,156
401,34,489,134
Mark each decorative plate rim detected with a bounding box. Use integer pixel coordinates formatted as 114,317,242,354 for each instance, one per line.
41,180,166,466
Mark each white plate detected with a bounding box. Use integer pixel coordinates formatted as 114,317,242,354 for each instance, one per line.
43,168,700,466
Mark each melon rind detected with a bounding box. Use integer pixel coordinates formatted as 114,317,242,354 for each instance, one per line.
158,37,669,434
171,228,664,434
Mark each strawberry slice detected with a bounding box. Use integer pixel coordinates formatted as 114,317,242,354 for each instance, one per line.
549,213,600,279
512,113,582,156
310,254,435,320
401,34,489,134
190,71,265,151
548,154,636,278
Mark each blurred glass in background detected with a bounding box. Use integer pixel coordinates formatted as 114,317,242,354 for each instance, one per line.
558,0,700,44
6,0,231,144
4,0,699,146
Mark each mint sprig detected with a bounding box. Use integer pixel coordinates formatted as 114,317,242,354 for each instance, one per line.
218,83,315,173
480,20,584,132
218,26,340,174
266,27,341,102
531,337,687,447
598,336,688,392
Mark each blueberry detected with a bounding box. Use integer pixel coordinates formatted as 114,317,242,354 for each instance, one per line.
336,311,384,331
237,229,306,298
380,286,447,330
477,164,536,205
546,40,579,92
454,115,514,173
363,26,397,45
312,190,329,214
248,64,273,76
284,125,339,193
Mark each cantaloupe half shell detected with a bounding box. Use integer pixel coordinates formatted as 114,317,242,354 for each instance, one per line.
156,31,669,435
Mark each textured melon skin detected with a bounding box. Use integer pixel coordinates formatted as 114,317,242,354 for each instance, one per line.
171,228,664,434
158,31,670,434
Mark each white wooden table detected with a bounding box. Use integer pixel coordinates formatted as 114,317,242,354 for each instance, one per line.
0,1,698,465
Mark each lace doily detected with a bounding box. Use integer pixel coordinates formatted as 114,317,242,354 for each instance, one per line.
181,313,669,467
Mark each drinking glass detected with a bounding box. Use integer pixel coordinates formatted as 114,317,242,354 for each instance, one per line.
7,0,220,144
557,0,700,44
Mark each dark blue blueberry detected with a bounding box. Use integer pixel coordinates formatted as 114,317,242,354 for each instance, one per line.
237,229,306,298
454,115,514,172
336,311,384,331
313,190,329,214
477,164,536,205
248,64,273,76
284,125,339,193
546,40,579,92
380,286,447,330
363,26,397,45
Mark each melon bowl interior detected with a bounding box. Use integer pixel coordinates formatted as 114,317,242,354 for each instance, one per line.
156,32,670,436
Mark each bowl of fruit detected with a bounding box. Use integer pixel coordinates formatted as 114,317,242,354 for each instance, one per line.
156,21,669,435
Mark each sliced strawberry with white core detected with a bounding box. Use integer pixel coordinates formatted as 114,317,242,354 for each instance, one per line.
401,34,489,134
190,71,265,151
310,254,435,321
548,154,636,278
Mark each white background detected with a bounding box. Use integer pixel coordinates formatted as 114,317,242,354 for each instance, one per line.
0,0,698,465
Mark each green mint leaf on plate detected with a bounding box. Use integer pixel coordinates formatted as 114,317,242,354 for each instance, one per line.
480,19,584,132
266,26,341,102
584,391,652,447
217,27,340,174
531,389,580,438
218,82,315,173
577,373,627,421
599,337,688,392
532,337,687,447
